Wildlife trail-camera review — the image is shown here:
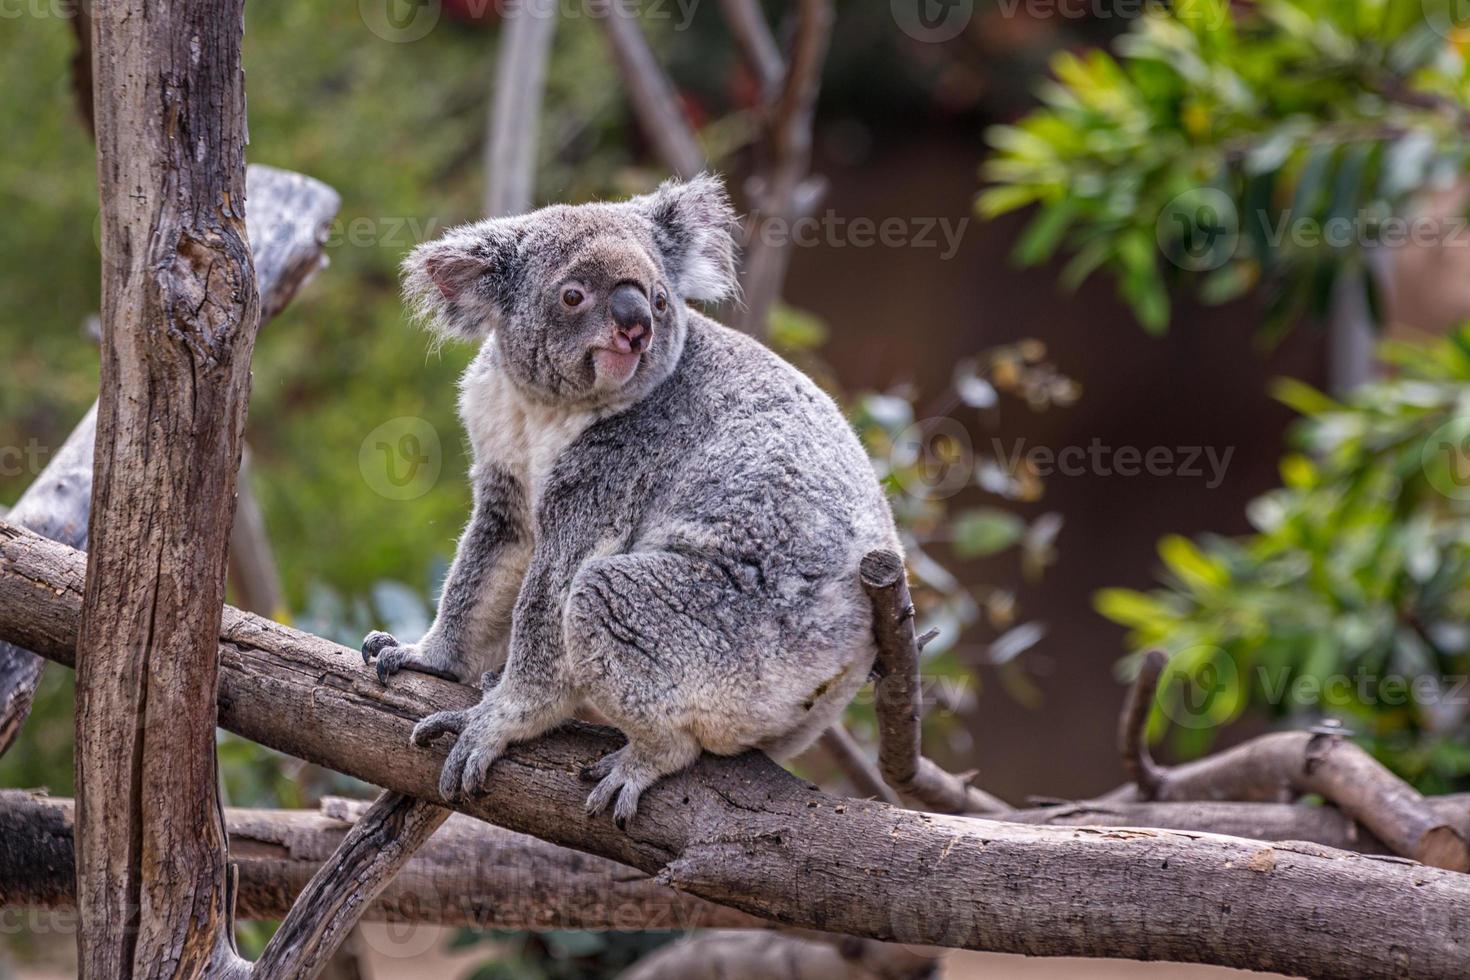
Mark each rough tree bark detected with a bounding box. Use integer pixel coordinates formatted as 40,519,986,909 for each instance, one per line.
3,527,1470,978
79,0,261,972
861,551,1007,814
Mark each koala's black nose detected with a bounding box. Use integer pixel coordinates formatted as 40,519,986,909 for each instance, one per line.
609,283,652,342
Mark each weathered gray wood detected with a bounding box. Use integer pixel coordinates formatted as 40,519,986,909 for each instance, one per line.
483,2,558,218
4,525,1470,979
0,166,337,762
81,0,259,974
0,791,761,931
228,449,286,618
0,405,95,757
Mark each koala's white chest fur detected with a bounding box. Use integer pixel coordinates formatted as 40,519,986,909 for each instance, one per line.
459,344,599,514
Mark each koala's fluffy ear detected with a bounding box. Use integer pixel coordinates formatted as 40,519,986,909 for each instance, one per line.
636,174,740,303
402,220,523,342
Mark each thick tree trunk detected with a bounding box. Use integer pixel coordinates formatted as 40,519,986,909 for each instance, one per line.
3,526,1470,979
79,0,258,974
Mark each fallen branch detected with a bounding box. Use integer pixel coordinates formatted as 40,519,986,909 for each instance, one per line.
0,792,762,931
1116,649,1470,871
5,528,1470,977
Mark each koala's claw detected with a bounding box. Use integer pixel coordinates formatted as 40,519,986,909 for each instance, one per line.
362,632,461,685
580,746,626,783
583,750,646,829
361,631,398,664
411,709,469,747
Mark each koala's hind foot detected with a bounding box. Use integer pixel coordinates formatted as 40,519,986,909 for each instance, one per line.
581,733,701,829
360,631,463,685
411,673,570,800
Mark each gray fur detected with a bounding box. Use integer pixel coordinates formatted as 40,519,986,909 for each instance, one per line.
364,175,900,827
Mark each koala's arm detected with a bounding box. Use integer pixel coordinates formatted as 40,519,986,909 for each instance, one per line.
363,465,526,684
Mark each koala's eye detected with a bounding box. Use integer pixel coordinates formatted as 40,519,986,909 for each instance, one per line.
562,288,585,308
654,292,669,314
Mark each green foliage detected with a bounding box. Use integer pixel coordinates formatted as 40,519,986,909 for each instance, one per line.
1097,327,1470,790
981,0,1470,333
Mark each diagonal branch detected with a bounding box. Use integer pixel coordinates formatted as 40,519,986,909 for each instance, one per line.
249,793,450,979
590,0,705,180
734,0,833,335
4,527,1470,978
718,0,784,99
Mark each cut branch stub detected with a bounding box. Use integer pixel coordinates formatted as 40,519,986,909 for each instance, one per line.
860,549,1005,815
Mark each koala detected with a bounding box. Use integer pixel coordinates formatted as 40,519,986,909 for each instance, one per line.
362,175,901,828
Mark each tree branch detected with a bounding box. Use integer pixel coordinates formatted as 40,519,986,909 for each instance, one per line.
860,550,1007,815
249,794,449,979
0,791,763,931
1114,649,1470,871
5,529,1470,977
590,0,705,180
735,0,833,335
717,0,784,100
816,724,900,806
483,0,559,218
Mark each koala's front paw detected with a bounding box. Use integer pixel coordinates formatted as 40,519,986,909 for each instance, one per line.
412,699,508,800
360,631,459,686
